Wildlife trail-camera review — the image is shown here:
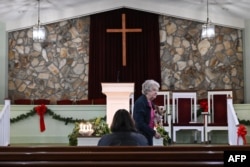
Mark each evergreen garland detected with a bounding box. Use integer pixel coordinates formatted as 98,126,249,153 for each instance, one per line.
10,109,36,123
239,119,250,126
10,107,97,125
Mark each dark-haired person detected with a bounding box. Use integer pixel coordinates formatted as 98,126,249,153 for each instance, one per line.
133,79,161,146
97,109,148,146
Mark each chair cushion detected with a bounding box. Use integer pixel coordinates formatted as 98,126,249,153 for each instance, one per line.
208,123,228,126
93,98,106,104
33,99,50,105
14,99,32,105
173,123,204,126
76,99,93,104
212,95,227,124
57,99,74,105
177,98,192,124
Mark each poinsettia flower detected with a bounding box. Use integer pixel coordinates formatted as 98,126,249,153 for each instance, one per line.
199,99,208,112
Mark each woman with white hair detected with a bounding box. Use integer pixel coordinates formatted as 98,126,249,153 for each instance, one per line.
133,79,161,145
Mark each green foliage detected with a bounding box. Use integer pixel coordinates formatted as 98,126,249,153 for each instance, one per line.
156,126,171,146
239,119,250,126
68,117,110,146
92,117,110,136
68,122,80,146
10,107,94,125
197,108,203,117
10,109,36,123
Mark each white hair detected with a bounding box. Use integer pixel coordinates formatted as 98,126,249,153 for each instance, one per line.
141,79,160,95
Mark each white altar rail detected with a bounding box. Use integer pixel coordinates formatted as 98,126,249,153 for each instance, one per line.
227,98,242,145
0,100,10,146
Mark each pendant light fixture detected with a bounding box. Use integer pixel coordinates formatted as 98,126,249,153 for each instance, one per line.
33,0,46,42
201,0,215,39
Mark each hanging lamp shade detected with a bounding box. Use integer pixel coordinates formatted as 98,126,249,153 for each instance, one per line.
33,24,46,42
201,0,215,39
33,0,46,42
201,21,215,39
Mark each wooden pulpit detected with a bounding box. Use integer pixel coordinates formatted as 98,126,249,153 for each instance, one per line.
101,83,134,126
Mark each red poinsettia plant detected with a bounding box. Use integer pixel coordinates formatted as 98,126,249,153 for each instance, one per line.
197,99,208,117
199,99,208,112
35,104,47,132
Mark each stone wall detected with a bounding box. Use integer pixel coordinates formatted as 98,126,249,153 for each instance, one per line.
159,16,243,103
8,14,243,104
8,18,90,104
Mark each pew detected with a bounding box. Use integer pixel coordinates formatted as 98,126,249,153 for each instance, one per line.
1,145,249,166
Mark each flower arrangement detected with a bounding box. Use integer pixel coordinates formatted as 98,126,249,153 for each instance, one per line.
68,117,110,146
156,125,171,146
197,99,208,117
92,117,110,136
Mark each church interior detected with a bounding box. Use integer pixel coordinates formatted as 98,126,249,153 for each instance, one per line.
1,0,250,166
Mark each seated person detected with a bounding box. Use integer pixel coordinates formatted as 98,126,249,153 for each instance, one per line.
97,109,148,146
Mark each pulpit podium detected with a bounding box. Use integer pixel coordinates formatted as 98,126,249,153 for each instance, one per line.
101,83,134,126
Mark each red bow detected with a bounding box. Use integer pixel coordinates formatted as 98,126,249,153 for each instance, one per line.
199,100,208,112
35,104,47,132
237,124,247,145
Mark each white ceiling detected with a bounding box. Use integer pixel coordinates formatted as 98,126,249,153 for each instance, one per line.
1,0,250,31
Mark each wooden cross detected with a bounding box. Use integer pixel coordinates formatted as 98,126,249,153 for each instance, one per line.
106,13,142,66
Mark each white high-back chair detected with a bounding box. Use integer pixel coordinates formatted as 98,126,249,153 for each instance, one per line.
153,91,171,139
204,90,233,143
172,91,204,143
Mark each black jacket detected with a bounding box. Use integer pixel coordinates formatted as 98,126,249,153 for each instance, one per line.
133,95,156,145
97,131,148,146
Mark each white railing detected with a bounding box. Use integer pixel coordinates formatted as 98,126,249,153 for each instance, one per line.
0,99,11,146
227,98,242,145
